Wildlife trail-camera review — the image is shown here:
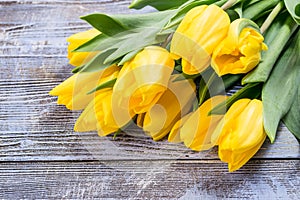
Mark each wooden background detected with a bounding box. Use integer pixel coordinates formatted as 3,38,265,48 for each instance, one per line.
0,0,299,199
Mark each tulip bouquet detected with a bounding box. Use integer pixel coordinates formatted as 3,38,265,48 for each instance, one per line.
50,0,300,171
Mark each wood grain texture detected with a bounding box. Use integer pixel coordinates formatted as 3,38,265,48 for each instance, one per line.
0,0,299,199
0,160,299,199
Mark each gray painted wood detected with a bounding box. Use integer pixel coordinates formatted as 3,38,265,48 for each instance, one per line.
0,0,299,198
0,160,299,199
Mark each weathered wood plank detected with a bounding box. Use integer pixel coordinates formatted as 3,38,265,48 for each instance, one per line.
0,55,299,161
0,160,299,199
0,0,154,57
0,0,299,199
0,0,299,162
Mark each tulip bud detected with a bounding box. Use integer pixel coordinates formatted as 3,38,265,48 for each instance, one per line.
49,65,120,110
211,19,268,76
170,5,230,75
67,29,100,67
112,46,175,114
212,99,267,172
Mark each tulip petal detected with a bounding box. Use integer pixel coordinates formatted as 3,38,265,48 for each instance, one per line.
67,29,101,67
141,75,196,141
50,65,120,111
168,112,193,143
113,46,175,114
216,99,267,172
74,99,98,132
180,95,227,151
171,5,230,75
212,20,267,76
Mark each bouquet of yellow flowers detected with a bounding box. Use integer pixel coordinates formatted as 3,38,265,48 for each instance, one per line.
50,0,300,172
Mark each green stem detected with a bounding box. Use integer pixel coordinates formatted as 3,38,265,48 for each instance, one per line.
243,0,281,20
260,1,284,34
198,72,217,106
221,0,238,10
113,129,122,140
113,115,138,139
161,33,173,49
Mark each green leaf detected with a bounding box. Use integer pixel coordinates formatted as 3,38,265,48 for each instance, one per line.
259,1,284,34
76,10,176,72
79,49,117,73
243,0,263,8
262,30,300,143
222,74,243,90
81,10,175,36
75,33,130,53
104,27,168,64
242,0,281,20
213,0,228,7
208,73,243,98
283,87,300,141
73,34,109,52
225,9,240,21
81,14,128,36
129,0,189,11
87,78,117,95
72,65,83,73
75,12,172,52
113,10,176,29
284,0,300,24
118,49,141,65
192,69,242,106
209,83,262,115
233,3,243,19
242,12,298,84
198,71,217,106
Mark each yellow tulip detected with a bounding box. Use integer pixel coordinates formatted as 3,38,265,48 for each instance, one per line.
172,95,227,151
74,88,132,136
113,46,175,114
168,112,193,143
49,65,120,110
67,29,101,67
94,89,130,136
136,113,145,128
211,19,268,76
212,99,266,172
74,96,98,132
170,5,230,75
140,75,196,141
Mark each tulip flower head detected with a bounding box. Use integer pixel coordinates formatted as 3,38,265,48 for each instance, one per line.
94,89,129,136
75,87,135,136
140,75,196,141
112,46,175,115
170,4,230,75
211,19,268,76
173,95,227,151
212,99,266,172
67,29,101,67
168,112,193,143
74,96,98,132
49,65,120,110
